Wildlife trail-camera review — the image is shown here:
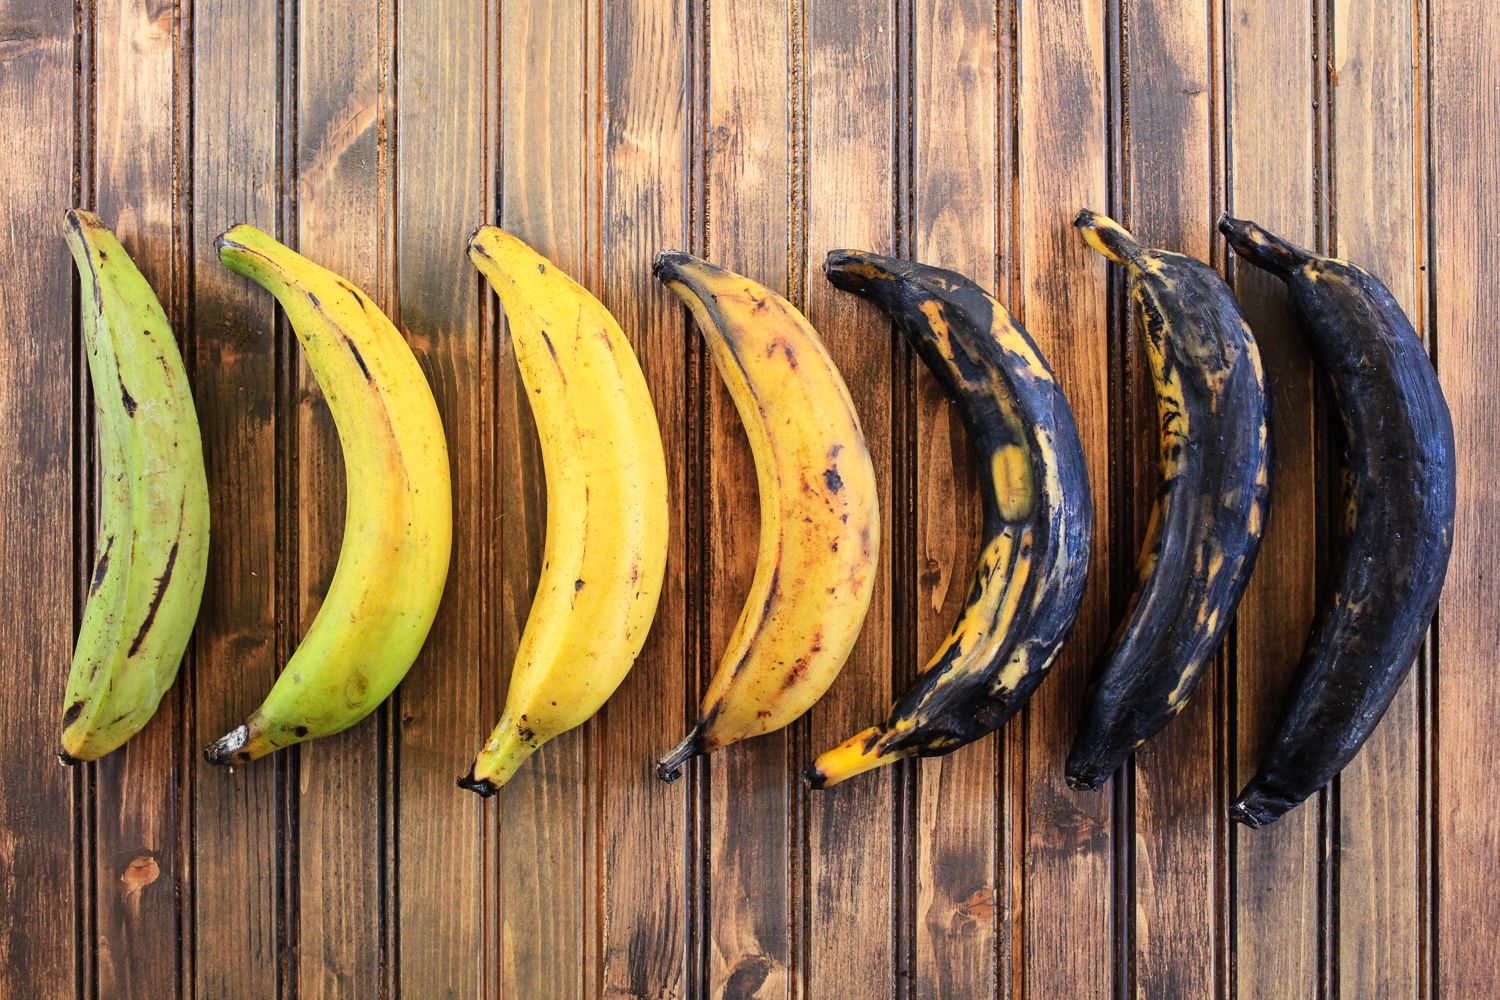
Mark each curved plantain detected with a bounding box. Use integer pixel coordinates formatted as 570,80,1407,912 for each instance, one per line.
60,209,210,762
205,225,452,764
460,227,669,795
1065,211,1271,790
653,252,879,782
1220,215,1455,827
807,250,1092,788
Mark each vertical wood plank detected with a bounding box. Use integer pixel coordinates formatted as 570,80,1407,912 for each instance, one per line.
1431,0,1500,995
1014,0,1115,994
1329,1,1425,995
702,0,795,992
89,1,186,995
1225,1,1322,996
494,0,592,994
293,0,394,994
910,0,1002,994
1119,1,1221,996
189,0,283,996
0,0,80,997
802,1,899,996
393,0,487,995
597,0,692,993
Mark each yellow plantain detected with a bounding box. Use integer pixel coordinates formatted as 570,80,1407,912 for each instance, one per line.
460,227,670,795
653,252,879,782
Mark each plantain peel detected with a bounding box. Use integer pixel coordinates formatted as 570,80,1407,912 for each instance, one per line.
653,252,879,782
205,225,452,765
1220,215,1454,827
462,227,669,795
60,210,210,763
1065,211,1271,791
808,250,1092,789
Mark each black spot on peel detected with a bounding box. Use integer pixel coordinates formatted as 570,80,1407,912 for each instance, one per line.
575,579,585,591
127,542,178,657
62,700,85,728
294,725,309,738
343,334,374,381
120,378,137,417
90,536,114,595
539,329,559,362
824,466,844,493
537,262,546,273
308,291,322,310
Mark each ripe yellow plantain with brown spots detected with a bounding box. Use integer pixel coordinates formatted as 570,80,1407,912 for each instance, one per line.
1065,211,1271,790
461,228,669,795
808,251,1093,788
204,225,452,765
654,253,879,782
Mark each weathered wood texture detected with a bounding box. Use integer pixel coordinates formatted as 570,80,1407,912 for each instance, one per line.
2,0,1494,996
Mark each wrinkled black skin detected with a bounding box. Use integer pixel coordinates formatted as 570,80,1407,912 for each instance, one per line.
1221,215,1456,828
1066,221,1272,790
821,251,1093,761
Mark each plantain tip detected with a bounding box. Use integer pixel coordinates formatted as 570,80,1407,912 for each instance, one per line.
203,724,250,767
1229,783,1294,828
57,748,81,767
654,727,704,783
1073,208,1145,268
652,249,696,284
1217,214,1311,277
457,767,500,798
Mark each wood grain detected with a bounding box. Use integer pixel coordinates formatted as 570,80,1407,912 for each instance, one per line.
1015,0,1115,996
1120,2,1222,997
495,0,592,994
1329,1,1425,995
89,2,187,996
1225,1,1323,996
910,0,1002,994
701,0,795,992
0,1,80,998
3,0,1499,996
187,1,284,997
292,1,395,995
1432,0,1500,995
596,0,692,994
393,0,488,996
802,0,899,994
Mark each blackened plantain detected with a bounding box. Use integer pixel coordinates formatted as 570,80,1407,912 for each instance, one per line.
1066,211,1272,791
807,251,1093,787
1219,215,1456,828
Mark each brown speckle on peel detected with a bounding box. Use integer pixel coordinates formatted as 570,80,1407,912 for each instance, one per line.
120,856,160,896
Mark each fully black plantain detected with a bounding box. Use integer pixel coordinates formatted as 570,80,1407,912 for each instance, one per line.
807,251,1093,787
1219,215,1456,828
1066,211,1272,790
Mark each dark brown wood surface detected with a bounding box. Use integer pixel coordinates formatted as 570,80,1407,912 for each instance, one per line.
1,0,1494,996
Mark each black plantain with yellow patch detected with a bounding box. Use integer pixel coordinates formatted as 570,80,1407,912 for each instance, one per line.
807,250,1093,788
1066,211,1271,791
1219,215,1455,828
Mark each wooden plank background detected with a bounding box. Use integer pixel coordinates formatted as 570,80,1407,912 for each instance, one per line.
0,0,1494,996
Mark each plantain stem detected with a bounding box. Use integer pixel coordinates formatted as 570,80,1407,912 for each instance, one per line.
654,725,705,784
1217,213,1313,277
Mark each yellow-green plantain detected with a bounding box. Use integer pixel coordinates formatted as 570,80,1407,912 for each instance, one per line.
653,252,879,783
808,251,1092,787
60,209,210,763
460,227,669,795
204,225,451,764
